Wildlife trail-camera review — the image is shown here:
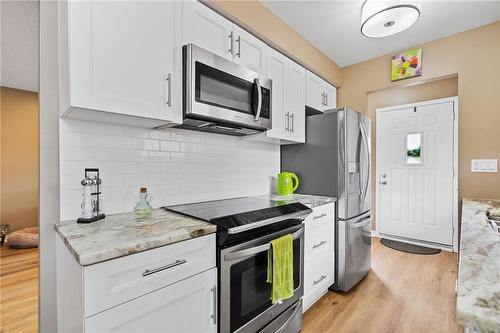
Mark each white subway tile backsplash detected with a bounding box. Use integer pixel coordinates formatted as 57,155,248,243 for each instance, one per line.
160,141,180,152
136,138,160,151
59,119,279,220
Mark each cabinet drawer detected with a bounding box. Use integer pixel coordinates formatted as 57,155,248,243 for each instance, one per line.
304,203,334,229
85,268,217,333
304,251,333,307
84,234,216,317
305,221,333,259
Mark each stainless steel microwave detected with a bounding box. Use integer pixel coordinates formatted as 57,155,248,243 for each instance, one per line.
177,44,272,136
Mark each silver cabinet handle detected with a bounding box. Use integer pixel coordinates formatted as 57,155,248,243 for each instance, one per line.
290,113,294,133
236,35,241,57
313,213,327,220
285,112,290,132
321,92,325,106
164,73,172,107
210,285,217,325
142,259,186,277
312,240,327,249
313,275,327,286
228,31,233,53
325,93,328,107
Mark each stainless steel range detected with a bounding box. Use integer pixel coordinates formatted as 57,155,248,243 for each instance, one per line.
165,197,312,333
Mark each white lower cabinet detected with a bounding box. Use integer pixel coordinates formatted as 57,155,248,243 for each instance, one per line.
56,234,217,333
85,268,217,333
302,203,335,312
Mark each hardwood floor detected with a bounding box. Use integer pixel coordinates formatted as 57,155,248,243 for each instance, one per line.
0,245,38,333
0,238,462,333
303,238,463,333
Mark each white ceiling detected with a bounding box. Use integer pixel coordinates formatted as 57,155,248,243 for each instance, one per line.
1,0,39,92
262,0,500,67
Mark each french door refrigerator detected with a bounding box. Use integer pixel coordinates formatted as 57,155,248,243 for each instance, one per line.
281,107,371,292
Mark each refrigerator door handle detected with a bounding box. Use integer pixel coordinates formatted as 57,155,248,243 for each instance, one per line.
349,217,371,228
359,122,370,206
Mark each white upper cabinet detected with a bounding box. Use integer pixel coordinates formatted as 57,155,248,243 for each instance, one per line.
286,61,306,143
182,0,233,60
232,26,268,76
264,49,305,144
306,70,337,113
183,2,268,76
324,83,337,110
306,71,324,112
266,49,288,140
59,0,182,127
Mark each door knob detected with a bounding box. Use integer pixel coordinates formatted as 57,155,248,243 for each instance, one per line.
381,174,387,178
380,181,387,185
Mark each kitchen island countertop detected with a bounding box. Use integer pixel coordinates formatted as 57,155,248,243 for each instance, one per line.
457,198,500,333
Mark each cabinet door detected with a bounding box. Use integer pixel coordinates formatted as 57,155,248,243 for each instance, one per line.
287,61,306,143
85,268,217,333
232,26,268,76
305,70,324,112
324,84,337,110
67,1,180,122
266,49,288,140
182,0,233,60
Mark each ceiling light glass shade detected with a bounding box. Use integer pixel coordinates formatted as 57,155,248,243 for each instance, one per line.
361,0,420,38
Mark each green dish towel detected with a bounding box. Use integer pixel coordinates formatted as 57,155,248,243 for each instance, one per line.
266,234,294,304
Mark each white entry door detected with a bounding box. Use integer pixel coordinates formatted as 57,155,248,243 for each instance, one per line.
377,100,456,246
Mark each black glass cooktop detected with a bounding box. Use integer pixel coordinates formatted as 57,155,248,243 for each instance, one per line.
164,197,311,232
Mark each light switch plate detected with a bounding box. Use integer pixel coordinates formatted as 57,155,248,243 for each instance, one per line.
471,159,498,173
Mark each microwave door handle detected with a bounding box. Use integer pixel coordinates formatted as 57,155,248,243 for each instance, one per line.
224,228,303,261
253,78,262,121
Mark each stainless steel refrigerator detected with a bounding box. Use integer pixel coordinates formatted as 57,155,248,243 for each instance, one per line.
281,107,371,292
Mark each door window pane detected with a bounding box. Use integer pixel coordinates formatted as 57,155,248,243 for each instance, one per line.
406,133,422,164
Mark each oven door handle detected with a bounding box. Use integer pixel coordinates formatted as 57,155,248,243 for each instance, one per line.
224,228,303,261
253,78,262,121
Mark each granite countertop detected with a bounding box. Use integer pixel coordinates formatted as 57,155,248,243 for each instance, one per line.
259,193,336,209
55,194,335,267
55,209,216,266
457,198,500,333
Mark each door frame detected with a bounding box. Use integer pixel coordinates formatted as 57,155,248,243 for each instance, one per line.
375,96,459,252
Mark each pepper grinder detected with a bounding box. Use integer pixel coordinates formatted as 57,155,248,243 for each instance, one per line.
77,168,105,223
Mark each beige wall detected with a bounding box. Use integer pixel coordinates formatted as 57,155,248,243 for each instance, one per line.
339,21,500,210
208,0,342,87
367,77,459,227
1,87,39,231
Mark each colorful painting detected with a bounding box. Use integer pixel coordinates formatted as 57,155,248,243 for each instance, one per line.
391,48,422,81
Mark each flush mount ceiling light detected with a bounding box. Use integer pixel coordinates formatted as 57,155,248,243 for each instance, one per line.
361,0,420,38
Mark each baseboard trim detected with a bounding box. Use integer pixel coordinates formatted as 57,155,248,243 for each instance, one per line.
377,232,454,252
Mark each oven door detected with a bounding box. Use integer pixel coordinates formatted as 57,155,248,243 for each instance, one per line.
184,43,272,130
220,224,304,333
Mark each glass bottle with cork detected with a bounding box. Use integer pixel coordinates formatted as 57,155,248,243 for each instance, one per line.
134,187,153,218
